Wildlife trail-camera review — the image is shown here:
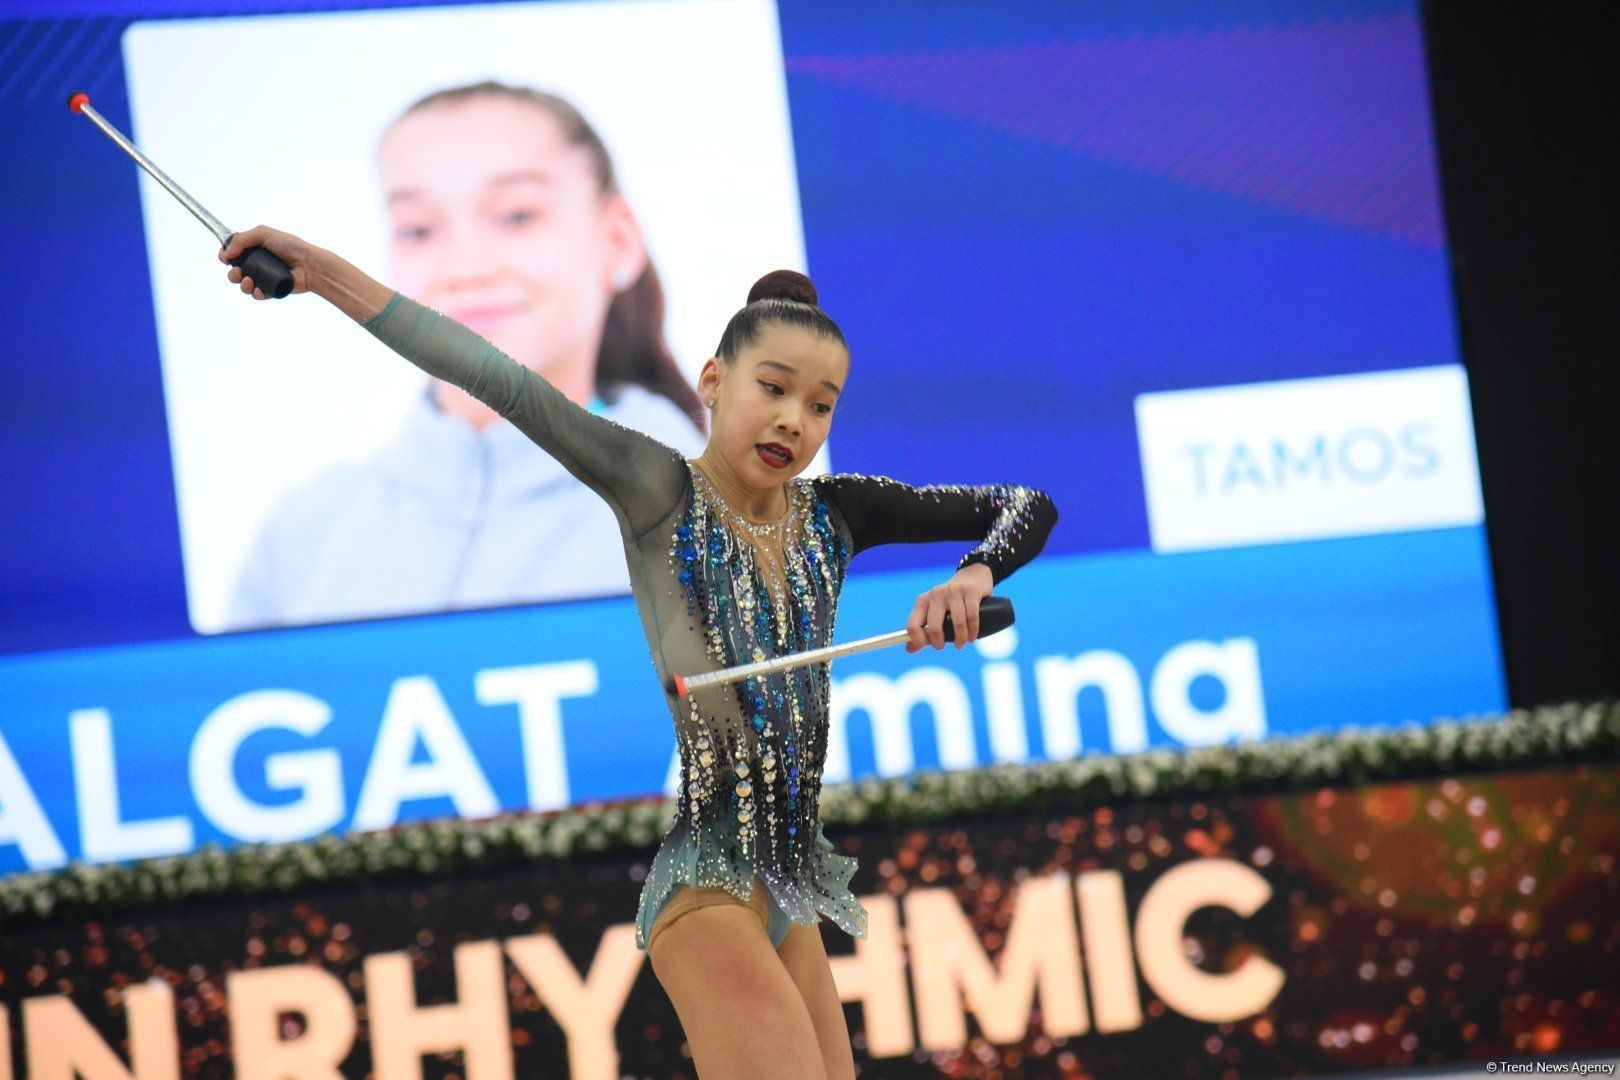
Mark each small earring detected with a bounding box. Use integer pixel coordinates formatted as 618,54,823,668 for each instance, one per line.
611,268,634,291
706,398,716,408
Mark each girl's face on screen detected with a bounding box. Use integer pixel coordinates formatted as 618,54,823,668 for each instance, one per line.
377,96,644,382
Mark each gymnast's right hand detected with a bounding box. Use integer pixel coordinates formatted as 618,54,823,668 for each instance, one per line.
218,224,321,300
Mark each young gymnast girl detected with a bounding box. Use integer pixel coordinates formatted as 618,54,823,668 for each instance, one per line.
220,225,1058,1079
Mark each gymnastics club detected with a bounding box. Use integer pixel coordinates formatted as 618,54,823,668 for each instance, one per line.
67,92,294,299
670,596,1014,697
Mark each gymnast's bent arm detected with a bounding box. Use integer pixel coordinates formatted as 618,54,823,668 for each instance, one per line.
810,472,1059,652
219,225,688,536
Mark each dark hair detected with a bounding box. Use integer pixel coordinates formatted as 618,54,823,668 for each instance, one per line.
390,80,706,431
715,270,848,363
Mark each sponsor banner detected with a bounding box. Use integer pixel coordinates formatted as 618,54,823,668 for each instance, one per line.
0,528,1505,873
2,762,1614,1077
1136,365,1485,553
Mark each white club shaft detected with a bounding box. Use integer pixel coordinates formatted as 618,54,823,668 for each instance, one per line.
680,628,912,694
79,101,233,244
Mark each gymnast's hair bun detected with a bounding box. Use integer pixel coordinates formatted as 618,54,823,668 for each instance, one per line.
747,269,818,307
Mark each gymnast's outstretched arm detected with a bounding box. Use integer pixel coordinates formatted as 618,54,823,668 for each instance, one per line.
219,225,689,536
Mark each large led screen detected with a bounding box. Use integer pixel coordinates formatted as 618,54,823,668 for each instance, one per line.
0,0,1506,873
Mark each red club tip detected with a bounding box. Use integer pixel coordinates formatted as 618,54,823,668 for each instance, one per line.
673,674,687,697
68,92,89,113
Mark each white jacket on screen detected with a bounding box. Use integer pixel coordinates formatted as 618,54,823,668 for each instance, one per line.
222,382,706,632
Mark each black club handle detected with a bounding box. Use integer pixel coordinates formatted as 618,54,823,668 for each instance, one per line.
941,595,1014,643
228,242,294,300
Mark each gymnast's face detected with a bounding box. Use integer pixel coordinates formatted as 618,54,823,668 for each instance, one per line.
702,322,848,492
376,96,644,381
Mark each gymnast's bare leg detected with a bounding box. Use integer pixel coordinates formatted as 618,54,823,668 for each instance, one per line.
647,905,826,1079
775,920,857,1080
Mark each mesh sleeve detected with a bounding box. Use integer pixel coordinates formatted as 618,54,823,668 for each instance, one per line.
362,292,689,536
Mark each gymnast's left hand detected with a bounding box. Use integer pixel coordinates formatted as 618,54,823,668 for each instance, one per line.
906,563,994,652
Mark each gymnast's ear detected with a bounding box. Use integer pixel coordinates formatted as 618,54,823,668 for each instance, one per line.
696,356,729,404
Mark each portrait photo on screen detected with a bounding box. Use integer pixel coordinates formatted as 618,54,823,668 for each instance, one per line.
123,0,818,635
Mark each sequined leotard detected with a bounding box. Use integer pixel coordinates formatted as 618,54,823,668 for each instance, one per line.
361,293,1059,949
